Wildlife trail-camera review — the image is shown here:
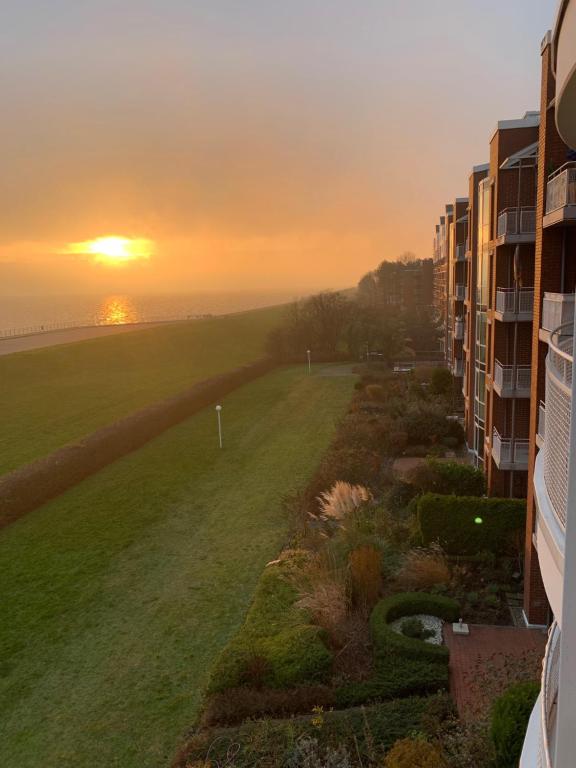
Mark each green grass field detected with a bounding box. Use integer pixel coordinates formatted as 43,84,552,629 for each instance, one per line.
0,305,286,474
0,366,354,768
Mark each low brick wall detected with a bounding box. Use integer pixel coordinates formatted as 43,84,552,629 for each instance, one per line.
0,358,276,529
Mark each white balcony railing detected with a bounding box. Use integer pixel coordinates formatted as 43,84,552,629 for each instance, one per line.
538,401,546,444
493,360,531,395
452,358,464,377
539,622,561,768
455,244,466,262
542,292,575,333
492,428,530,469
454,319,464,340
455,283,466,301
495,287,535,317
497,206,536,238
546,162,576,214
543,324,574,530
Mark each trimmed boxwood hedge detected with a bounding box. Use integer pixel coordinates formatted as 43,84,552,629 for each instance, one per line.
490,681,540,768
417,493,526,555
370,592,460,663
207,556,332,693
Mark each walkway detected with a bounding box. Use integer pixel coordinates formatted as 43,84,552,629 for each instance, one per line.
0,321,174,356
444,623,547,719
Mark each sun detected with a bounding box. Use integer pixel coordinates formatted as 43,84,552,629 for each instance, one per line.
66,236,155,266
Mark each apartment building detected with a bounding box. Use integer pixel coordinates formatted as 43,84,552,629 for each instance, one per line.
432,207,452,359
520,10,576,767
447,199,468,382
463,164,489,452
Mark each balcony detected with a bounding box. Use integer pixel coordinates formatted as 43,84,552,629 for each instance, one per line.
541,292,575,335
454,283,466,301
455,244,466,262
544,163,576,227
553,0,576,147
496,206,536,245
452,358,464,377
493,360,531,398
454,318,464,341
533,324,573,619
494,287,534,322
491,428,529,470
537,401,546,449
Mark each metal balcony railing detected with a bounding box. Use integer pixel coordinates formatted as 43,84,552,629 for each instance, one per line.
544,324,574,530
497,206,536,238
454,283,466,301
539,622,560,768
454,319,464,340
455,244,466,262
542,292,575,333
495,287,534,316
492,428,530,468
452,358,464,377
538,401,546,444
546,162,576,214
493,360,531,394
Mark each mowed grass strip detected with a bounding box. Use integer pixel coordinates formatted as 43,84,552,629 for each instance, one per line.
0,305,285,474
0,366,354,768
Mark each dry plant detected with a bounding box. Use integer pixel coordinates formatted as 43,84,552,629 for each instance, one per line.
293,552,350,647
394,544,451,591
348,545,382,610
317,481,371,523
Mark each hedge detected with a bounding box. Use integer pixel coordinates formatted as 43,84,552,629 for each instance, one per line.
409,459,485,497
0,358,276,529
173,695,451,768
490,681,540,768
417,493,526,555
370,593,460,663
207,555,332,693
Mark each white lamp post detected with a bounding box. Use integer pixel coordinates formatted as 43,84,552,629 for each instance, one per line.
307,349,311,375
215,404,223,448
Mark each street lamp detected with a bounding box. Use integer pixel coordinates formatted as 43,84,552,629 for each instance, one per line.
215,404,223,448
307,349,311,375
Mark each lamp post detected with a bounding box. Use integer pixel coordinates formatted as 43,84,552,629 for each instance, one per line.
215,404,223,448
307,349,311,375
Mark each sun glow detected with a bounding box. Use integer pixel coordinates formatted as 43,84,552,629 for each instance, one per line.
67,236,155,266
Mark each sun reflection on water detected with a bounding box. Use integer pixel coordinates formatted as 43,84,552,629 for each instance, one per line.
99,296,139,325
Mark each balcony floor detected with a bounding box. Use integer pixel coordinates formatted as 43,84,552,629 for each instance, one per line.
543,205,576,228
444,624,546,720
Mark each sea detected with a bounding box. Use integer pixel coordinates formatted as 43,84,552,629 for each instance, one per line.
0,292,299,335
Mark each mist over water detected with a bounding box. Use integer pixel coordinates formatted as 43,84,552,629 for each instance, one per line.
0,292,298,332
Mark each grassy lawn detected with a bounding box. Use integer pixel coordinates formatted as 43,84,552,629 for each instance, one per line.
0,305,285,474
0,366,354,768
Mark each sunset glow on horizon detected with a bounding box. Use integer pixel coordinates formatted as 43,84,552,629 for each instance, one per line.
66,236,155,267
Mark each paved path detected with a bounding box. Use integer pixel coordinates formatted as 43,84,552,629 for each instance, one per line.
0,322,175,356
444,623,547,719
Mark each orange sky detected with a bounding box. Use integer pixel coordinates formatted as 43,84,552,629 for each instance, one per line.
1,0,555,295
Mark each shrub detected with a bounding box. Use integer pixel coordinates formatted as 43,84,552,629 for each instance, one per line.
349,545,382,610
408,459,485,497
394,546,451,591
370,593,459,664
318,481,371,522
294,554,350,646
401,617,434,641
417,494,526,555
384,737,447,767
366,383,386,401
490,681,540,768
207,554,333,693
429,368,453,396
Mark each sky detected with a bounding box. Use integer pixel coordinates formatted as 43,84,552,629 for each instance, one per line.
1,0,557,296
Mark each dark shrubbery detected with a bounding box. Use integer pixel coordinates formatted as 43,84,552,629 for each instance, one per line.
490,681,540,768
417,494,526,555
384,736,448,767
174,696,450,768
409,459,485,497
429,367,453,397
370,593,459,663
207,555,332,694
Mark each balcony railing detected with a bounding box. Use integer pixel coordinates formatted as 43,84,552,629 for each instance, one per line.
539,622,561,768
543,324,574,530
454,319,464,340
497,206,536,238
493,360,531,396
454,283,466,301
495,287,534,318
546,162,576,214
452,358,464,377
537,401,546,446
541,292,575,333
455,244,466,262
492,428,530,469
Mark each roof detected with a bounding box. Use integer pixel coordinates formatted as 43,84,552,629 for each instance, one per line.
490,111,540,141
473,162,490,173
500,140,539,169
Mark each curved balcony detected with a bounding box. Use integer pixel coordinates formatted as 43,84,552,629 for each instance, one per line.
533,325,573,620
554,0,576,147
